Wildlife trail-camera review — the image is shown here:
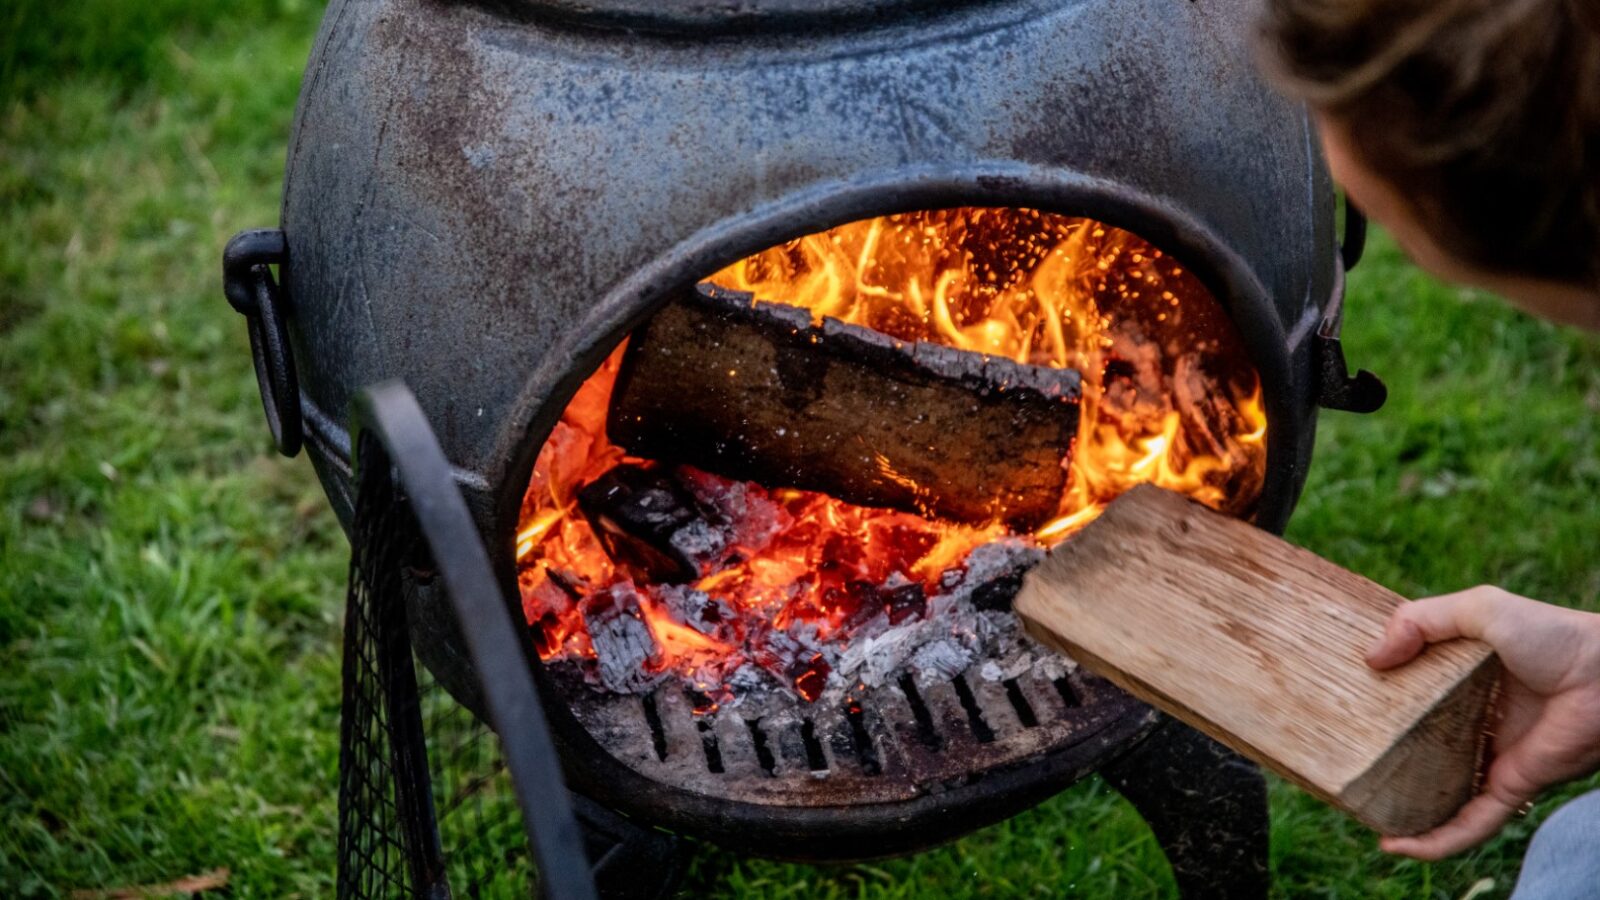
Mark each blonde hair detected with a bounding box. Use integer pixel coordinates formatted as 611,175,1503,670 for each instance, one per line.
1259,0,1600,289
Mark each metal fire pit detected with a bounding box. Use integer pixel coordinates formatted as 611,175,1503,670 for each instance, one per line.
223,0,1384,889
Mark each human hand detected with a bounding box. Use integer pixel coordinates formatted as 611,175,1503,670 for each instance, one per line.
1365,585,1600,860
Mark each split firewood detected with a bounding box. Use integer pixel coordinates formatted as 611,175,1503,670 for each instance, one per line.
1015,484,1501,836
608,284,1081,530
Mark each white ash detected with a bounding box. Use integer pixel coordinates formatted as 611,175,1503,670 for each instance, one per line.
655,584,735,639
826,538,1060,696
909,639,973,681
678,467,791,557
582,583,667,694
835,615,948,686
937,540,1045,607
1030,647,1077,682
720,663,775,701
575,535,1075,706
666,520,727,571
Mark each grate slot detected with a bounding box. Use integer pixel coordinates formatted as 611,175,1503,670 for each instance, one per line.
951,675,996,744
1053,676,1080,709
822,711,857,771
896,674,943,750
746,719,778,776
799,719,829,772
1003,678,1039,728
711,710,761,777
696,719,725,774
641,693,669,761
844,704,882,775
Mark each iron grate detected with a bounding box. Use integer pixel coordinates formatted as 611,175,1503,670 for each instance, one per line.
553,656,1128,808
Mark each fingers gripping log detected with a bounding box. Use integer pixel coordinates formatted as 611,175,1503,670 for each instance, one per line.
608,284,1081,530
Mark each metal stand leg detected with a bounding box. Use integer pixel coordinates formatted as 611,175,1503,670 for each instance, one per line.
573,794,689,900
1100,718,1269,900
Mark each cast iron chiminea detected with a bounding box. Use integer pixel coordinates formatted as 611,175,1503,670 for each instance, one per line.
224,0,1383,895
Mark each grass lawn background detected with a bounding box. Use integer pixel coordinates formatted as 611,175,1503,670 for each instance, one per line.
2,3,1596,897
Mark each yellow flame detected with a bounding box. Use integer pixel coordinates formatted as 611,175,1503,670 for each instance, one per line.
708,207,1267,533
1035,504,1106,541
516,207,1269,680
516,507,568,561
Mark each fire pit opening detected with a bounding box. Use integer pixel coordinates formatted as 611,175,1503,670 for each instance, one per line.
519,206,1264,711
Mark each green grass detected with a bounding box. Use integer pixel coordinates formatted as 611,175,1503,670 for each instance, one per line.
1,4,1596,898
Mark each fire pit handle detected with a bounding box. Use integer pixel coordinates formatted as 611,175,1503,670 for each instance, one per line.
223,228,302,457
1340,198,1367,271
1314,202,1387,414
1315,327,1388,414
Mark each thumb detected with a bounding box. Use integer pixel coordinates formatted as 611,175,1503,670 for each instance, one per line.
1366,588,1495,670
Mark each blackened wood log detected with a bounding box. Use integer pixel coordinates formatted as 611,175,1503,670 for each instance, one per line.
577,464,707,584
608,284,1081,530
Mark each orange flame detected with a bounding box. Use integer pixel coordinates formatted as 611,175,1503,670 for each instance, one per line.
638,598,732,669
517,208,1267,691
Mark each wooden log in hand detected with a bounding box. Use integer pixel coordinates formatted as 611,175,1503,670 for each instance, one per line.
1015,484,1501,836
608,284,1081,530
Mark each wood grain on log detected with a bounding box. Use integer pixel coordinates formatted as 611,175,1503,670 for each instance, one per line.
608,284,1081,530
1014,484,1501,835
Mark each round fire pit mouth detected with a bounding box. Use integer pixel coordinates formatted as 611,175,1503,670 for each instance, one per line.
493,169,1313,561
509,204,1270,851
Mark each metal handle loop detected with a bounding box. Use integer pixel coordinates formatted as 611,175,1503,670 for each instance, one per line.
223,229,302,457
1313,198,1385,414
1341,196,1367,272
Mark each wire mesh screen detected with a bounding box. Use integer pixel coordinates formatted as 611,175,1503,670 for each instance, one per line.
422,659,536,894
337,432,534,898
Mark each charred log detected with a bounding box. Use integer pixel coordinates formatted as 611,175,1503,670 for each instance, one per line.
608,284,1082,530
577,464,707,583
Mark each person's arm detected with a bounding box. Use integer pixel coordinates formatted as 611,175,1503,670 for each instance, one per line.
1365,586,1600,859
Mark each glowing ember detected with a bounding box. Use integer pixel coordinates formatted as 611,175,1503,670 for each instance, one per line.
518,207,1266,703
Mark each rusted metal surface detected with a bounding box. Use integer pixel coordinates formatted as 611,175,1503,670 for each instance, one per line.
585,669,1132,808
279,0,1339,547
564,642,1129,808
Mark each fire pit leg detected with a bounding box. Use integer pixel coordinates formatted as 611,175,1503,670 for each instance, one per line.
572,794,689,900
1100,717,1269,900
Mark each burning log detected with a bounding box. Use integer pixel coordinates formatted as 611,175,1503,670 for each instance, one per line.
577,464,710,583
608,284,1081,530
576,462,793,584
